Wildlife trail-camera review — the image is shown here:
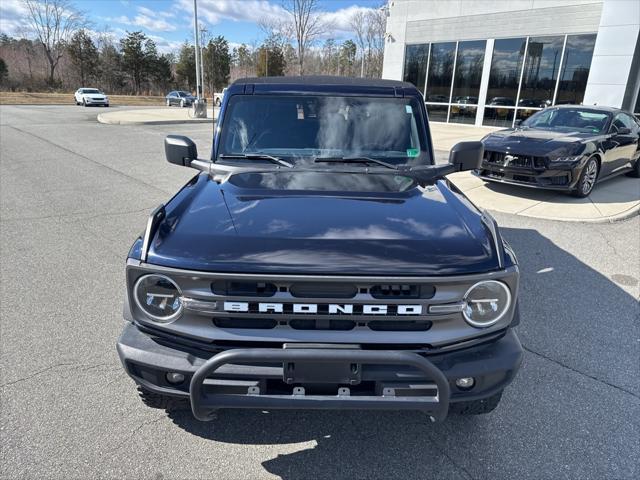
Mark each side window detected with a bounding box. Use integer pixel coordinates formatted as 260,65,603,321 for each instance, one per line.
611,113,635,133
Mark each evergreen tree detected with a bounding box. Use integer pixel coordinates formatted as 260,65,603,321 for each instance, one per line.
66,29,99,86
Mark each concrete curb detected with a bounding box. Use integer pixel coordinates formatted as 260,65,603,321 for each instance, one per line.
485,203,640,224
97,113,214,126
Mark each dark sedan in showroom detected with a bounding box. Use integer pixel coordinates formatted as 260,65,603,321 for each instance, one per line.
476,106,640,197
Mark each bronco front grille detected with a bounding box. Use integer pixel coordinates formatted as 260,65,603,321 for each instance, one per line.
184,277,445,332
127,263,520,343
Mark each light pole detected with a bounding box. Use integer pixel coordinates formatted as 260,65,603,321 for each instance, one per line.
191,0,207,117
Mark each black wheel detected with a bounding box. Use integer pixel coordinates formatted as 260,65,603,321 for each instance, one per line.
572,156,599,197
626,157,640,178
82,99,87,107
137,386,188,411
180,99,185,108
449,390,503,415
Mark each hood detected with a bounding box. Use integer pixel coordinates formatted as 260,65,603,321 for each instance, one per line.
483,127,597,157
146,171,498,276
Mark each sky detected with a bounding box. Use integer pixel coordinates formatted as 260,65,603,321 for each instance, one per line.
0,0,384,53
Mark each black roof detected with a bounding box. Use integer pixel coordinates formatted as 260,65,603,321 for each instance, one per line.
232,75,415,89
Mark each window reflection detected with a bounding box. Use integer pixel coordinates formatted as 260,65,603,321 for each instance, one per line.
425,42,456,102
483,107,515,127
426,104,449,122
449,104,477,124
487,38,526,104
556,34,596,104
403,44,429,94
452,40,485,102
515,108,541,123
520,36,564,108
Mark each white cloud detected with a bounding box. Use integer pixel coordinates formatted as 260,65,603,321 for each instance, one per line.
177,0,286,25
104,6,178,32
0,0,30,37
320,5,376,34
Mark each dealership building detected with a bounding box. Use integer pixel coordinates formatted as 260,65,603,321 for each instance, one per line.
382,0,640,127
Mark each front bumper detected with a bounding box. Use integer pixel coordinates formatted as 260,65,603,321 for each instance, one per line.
475,159,583,191
117,322,523,421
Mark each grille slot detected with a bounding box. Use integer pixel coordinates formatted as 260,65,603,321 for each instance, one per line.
289,319,355,330
213,317,277,329
368,320,432,331
370,284,434,299
289,282,357,298
212,281,276,297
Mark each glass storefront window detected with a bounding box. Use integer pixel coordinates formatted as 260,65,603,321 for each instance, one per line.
402,44,430,94
426,104,449,122
452,40,486,103
425,42,456,103
515,107,542,124
487,38,526,105
556,34,596,105
449,104,477,124
520,35,564,108
483,107,515,128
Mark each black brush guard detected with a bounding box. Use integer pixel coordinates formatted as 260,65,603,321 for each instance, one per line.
190,348,451,421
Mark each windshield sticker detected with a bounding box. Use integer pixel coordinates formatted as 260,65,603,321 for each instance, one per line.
405,105,412,114
407,148,419,157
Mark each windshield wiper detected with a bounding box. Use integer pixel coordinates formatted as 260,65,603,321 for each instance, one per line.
219,153,293,168
313,156,398,170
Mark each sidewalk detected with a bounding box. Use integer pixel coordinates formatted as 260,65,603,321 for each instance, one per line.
97,106,218,125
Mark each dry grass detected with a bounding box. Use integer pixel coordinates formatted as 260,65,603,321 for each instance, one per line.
0,91,165,106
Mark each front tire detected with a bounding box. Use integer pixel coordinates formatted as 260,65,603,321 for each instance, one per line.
180,99,185,108
449,390,503,415
82,99,87,107
166,99,171,107
572,156,598,197
137,386,187,411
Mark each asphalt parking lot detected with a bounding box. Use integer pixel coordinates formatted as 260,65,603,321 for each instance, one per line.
1,105,639,480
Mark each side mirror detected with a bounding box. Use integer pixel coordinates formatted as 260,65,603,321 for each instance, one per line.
165,135,198,167
449,141,484,171
514,119,522,127
617,127,631,135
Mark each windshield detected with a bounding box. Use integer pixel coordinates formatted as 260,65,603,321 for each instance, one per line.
218,95,431,165
83,89,100,94
523,108,610,133
178,91,189,97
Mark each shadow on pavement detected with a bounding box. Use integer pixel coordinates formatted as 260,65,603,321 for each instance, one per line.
165,225,639,480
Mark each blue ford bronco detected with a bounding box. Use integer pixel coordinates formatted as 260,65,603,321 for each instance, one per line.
117,76,523,422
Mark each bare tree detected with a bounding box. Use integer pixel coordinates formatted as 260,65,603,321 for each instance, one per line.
350,11,367,77
282,0,325,75
23,0,86,85
366,7,387,78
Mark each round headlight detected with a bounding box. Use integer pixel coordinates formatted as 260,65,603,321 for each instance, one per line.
133,274,183,323
462,280,511,327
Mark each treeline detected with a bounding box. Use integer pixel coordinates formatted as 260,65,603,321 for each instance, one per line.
0,0,386,96
0,32,379,96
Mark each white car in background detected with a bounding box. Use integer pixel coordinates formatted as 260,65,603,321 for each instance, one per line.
74,88,109,107
213,88,227,107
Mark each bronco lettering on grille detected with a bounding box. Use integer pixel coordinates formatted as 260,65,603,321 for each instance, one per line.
223,302,423,315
